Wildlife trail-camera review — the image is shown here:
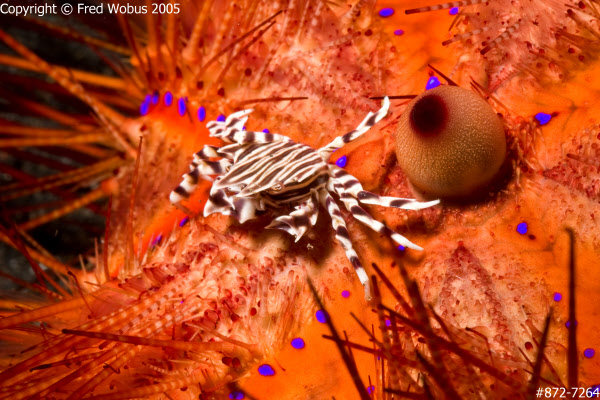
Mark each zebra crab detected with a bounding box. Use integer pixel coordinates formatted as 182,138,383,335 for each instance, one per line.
170,97,439,299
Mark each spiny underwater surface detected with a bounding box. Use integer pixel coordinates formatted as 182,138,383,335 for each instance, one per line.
0,0,599,399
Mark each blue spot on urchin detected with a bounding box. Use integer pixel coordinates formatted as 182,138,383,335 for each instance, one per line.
335,155,348,168
217,114,226,122
397,245,405,252
262,128,270,133
151,234,163,246
164,92,173,107
535,112,552,125
341,290,351,298
151,91,159,105
584,348,596,358
139,100,150,116
425,76,441,90
566,320,578,328
516,222,528,235
394,29,405,36
178,98,187,116
385,319,391,327
449,7,459,15
258,364,275,376
553,292,562,302
179,216,189,227
291,337,305,349
197,106,206,122
228,391,245,399
378,7,394,17
315,310,328,323
367,385,375,394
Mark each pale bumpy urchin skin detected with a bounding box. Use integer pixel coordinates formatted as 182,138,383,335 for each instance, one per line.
405,0,600,90
395,85,506,199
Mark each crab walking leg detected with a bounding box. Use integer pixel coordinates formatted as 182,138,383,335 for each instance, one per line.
330,166,440,210
207,108,292,144
204,189,260,223
331,181,425,251
220,129,294,145
169,158,232,204
266,191,319,241
318,96,390,160
204,189,234,216
320,190,372,300
190,145,222,170
206,109,253,139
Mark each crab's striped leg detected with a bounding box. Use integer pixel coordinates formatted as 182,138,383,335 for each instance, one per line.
331,181,425,251
170,145,229,213
190,145,221,170
206,109,253,141
207,108,292,144
331,167,440,210
319,189,371,300
266,190,319,241
169,158,231,204
204,189,233,216
224,130,293,145
318,96,390,160
204,189,260,224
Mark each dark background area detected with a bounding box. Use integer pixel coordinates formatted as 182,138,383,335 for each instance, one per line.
0,5,128,291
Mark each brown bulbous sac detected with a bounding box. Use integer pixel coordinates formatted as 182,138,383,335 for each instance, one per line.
395,85,507,200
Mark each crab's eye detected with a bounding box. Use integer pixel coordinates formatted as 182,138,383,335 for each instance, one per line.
269,183,283,193
395,85,506,200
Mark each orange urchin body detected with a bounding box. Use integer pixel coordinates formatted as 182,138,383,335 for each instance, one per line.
0,0,599,399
